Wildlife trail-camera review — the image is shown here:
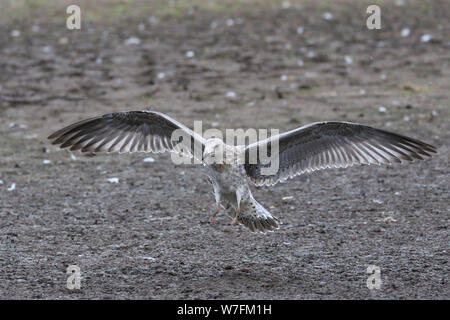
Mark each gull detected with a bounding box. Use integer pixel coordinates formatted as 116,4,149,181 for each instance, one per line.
48,110,436,233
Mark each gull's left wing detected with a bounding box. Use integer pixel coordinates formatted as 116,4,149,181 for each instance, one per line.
243,121,436,186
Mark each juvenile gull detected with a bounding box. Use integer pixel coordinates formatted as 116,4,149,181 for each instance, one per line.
48,110,436,233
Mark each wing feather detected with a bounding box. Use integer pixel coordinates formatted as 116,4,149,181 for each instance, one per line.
48,110,206,161
244,121,436,186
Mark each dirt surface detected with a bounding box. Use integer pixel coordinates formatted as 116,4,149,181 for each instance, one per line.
0,0,449,299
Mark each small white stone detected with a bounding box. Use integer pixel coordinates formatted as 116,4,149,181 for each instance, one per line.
420,34,432,43
282,1,291,9
280,74,288,81
210,21,218,29
142,256,156,261
71,154,77,161
124,37,141,45
395,0,405,6
8,183,16,191
401,28,410,37
11,30,21,37
143,157,155,163
42,46,52,53
380,74,387,80
107,178,119,184
186,50,195,58
297,59,304,67
359,89,366,95
43,159,51,164
148,16,159,25
431,110,438,116
138,23,145,31
226,19,234,27
322,12,333,21
211,122,219,127
296,26,304,35
95,57,103,64
307,51,315,58
345,55,353,64
378,106,387,113
9,122,27,129
282,196,294,201
226,91,236,99
395,191,401,196
245,101,255,107
0,179,3,185
372,199,383,204
403,115,410,122
157,72,165,79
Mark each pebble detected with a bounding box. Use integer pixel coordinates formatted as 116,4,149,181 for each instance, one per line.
226,91,236,99
401,28,410,37
143,157,155,163
107,178,119,184
124,37,141,45
226,19,234,27
420,34,432,43
345,56,353,64
322,12,333,21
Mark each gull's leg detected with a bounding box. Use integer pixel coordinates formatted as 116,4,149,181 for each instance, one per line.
231,189,243,225
231,208,240,225
209,180,221,224
208,203,220,224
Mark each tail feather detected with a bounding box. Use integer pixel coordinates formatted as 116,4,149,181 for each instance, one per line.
237,195,279,233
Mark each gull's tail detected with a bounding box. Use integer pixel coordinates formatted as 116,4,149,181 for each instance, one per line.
237,193,279,233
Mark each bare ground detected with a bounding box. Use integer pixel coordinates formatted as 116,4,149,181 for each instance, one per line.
0,0,449,299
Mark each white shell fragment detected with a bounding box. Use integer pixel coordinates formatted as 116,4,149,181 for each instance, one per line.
378,106,387,113
420,34,432,43
107,178,120,184
322,12,333,21
124,37,141,46
226,91,236,99
401,28,410,37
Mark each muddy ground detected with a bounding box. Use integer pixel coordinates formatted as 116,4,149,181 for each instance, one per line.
0,0,448,299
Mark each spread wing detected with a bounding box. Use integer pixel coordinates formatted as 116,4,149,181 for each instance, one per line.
244,121,437,186
48,110,205,161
